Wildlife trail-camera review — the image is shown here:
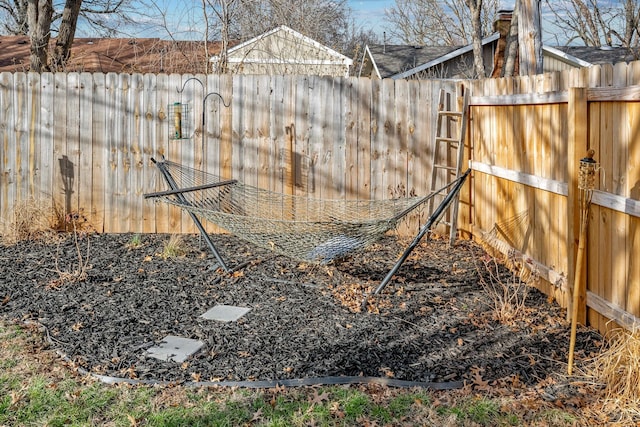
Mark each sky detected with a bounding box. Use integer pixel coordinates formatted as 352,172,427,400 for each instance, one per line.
104,0,593,46
115,0,399,40
349,0,393,30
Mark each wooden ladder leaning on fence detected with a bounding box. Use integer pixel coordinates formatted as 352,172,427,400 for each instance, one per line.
429,86,469,246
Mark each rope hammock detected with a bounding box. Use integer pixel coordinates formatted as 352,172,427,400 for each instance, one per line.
145,158,463,266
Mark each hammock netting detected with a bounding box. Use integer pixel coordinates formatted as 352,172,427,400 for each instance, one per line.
149,160,438,263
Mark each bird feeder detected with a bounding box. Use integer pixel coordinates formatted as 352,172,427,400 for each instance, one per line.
168,102,190,140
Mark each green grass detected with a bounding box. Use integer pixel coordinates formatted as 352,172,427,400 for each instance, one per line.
126,233,143,248
0,322,585,426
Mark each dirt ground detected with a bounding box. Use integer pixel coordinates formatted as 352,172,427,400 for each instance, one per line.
0,232,602,389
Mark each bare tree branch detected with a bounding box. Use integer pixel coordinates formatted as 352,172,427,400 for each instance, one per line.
545,0,640,47
384,0,498,46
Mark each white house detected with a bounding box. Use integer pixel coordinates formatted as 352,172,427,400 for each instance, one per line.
210,25,353,77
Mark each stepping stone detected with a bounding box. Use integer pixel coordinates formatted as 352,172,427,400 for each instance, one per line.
146,335,204,363
200,304,251,322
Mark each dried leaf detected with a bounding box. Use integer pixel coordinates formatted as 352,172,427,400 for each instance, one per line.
471,366,489,389
310,389,330,405
251,408,264,422
127,414,138,427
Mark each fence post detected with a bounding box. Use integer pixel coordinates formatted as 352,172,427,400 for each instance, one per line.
220,73,233,179
567,87,588,324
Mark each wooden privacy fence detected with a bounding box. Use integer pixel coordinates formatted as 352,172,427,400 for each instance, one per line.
0,72,458,236
3,64,640,335
467,62,640,334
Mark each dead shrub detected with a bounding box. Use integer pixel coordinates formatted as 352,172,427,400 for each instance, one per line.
585,328,640,422
1,197,59,245
477,252,538,324
47,212,93,289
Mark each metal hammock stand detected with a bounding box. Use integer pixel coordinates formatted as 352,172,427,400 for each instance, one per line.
144,157,470,282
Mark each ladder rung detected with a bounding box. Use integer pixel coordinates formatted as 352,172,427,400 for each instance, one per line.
434,164,458,171
435,137,461,145
438,111,463,117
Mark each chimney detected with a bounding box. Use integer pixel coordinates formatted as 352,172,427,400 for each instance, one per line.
491,9,513,78
494,9,513,37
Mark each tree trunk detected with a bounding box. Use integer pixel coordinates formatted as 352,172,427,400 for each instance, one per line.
518,0,542,75
51,0,83,71
28,0,53,72
466,0,485,78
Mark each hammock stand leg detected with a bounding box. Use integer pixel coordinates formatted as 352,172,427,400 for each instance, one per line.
361,169,471,311
154,159,230,273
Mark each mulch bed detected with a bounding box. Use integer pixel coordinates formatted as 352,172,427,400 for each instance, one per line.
0,232,601,387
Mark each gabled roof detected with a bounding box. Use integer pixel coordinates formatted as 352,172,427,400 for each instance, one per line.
210,25,352,76
0,36,218,73
545,45,640,67
393,33,501,79
361,33,500,80
359,44,460,79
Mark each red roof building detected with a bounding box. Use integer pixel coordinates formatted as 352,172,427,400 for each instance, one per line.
0,36,220,74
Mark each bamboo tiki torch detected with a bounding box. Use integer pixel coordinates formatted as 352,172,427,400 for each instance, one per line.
568,149,597,375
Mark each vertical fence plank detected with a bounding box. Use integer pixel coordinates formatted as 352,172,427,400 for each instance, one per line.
53,72,68,221
231,74,244,187
318,76,336,200
66,73,81,218
166,73,184,233
257,75,271,193
177,74,197,234
204,74,220,176
141,73,157,234
39,73,55,211
369,79,384,200
118,73,132,233
356,78,372,200
220,73,233,181
14,73,29,203
0,73,14,217
92,73,106,233
381,79,396,200
270,74,285,195
154,73,170,234
27,73,40,198
307,75,323,198
130,73,144,233
334,77,347,200
78,73,94,230
104,73,119,233
394,78,409,234
345,77,358,199
293,75,310,196
282,75,296,198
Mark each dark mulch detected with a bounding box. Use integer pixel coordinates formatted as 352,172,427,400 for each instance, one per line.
0,232,601,386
